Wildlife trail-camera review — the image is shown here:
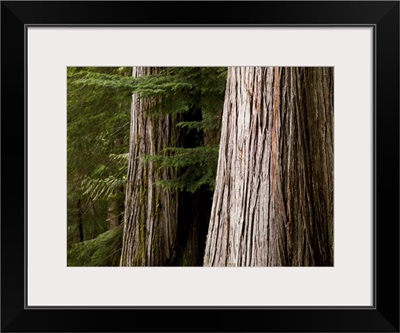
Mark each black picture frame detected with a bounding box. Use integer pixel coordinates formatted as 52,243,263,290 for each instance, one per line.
1,1,399,332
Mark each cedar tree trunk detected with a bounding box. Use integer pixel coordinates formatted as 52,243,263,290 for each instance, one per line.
203,67,334,266
120,67,179,266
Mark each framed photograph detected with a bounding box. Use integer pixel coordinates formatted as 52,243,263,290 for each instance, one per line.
2,1,399,332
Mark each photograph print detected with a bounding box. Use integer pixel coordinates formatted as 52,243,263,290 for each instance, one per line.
67,66,333,267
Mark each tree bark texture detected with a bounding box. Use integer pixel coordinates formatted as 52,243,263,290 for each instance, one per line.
203,67,334,266
120,67,179,266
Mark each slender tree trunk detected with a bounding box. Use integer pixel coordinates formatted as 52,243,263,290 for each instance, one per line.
107,139,124,230
107,199,120,230
120,67,179,266
204,67,334,266
77,199,84,242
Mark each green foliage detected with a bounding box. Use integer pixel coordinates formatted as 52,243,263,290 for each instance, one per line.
67,225,123,266
137,67,227,192
67,67,131,244
71,67,227,119
81,175,126,201
67,66,227,266
80,152,128,201
144,146,219,192
69,70,137,95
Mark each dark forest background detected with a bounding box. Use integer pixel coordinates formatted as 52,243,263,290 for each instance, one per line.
67,67,227,266
67,66,333,267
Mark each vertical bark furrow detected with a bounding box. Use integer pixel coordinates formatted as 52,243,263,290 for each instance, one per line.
204,67,333,266
121,67,178,266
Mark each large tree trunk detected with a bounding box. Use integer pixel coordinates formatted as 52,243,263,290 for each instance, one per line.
204,67,334,266
120,67,179,266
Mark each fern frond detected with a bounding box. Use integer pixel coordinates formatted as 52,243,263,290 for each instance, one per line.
81,175,125,201
67,225,123,266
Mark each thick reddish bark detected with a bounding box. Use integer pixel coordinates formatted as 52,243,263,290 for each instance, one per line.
204,67,334,266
